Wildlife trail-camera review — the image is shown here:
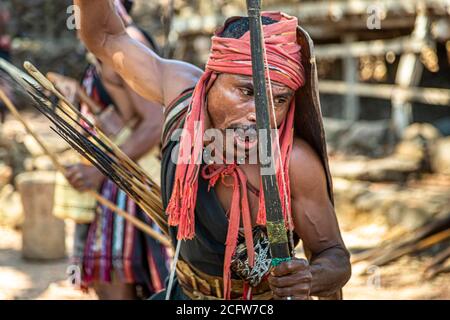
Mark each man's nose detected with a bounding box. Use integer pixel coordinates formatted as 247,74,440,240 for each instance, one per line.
246,99,257,123
247,111,257,123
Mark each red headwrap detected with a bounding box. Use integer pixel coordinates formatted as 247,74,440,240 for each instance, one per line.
166,12,306,299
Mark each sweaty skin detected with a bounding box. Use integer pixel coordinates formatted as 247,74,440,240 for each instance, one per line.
74,0,351,299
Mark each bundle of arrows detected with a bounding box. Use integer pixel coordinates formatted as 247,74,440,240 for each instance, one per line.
0,58,170,240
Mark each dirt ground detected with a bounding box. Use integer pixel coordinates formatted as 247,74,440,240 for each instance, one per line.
0,219,448,300
340,220,450,300
0,222,96,300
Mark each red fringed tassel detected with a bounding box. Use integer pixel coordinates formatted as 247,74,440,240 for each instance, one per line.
166,71,213,241
167,179,181,225
222,174,242,299
238,170,255,268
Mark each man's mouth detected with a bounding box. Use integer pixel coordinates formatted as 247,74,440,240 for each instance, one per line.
232,126,258,151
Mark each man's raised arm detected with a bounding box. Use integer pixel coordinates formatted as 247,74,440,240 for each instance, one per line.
74,0,202,106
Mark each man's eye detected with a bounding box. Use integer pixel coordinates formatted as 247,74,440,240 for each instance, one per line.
240,88,253,96
274,97,287,104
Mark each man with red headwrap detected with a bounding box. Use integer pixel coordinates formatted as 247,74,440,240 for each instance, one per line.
74,0,351,300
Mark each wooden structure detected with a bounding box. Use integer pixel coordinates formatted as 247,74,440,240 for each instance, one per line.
170,0,450,134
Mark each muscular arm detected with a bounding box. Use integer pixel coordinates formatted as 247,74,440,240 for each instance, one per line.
118,81,163,161
290,138,351,297
99,25,163,161
74,0,202,106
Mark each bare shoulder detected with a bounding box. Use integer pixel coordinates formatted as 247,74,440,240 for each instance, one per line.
125,25,149,47
289,137,328,198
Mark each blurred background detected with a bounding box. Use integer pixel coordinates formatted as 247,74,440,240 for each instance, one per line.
0,0,449,299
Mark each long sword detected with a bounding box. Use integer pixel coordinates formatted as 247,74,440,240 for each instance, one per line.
246,0,291,266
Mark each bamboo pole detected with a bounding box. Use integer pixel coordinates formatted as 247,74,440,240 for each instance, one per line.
319,81,450,106
314,37,427,59
424,264,450,280
369,228,450,267
0,89,171,248
424,246,450,275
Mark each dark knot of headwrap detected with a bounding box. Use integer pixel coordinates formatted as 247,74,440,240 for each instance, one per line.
166,11,305,300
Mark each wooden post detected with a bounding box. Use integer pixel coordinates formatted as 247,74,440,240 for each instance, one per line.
392,4,428,136
342,34,360,121
318,81,450,106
